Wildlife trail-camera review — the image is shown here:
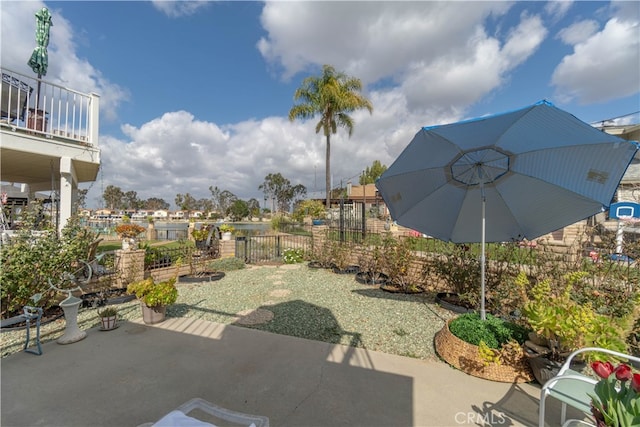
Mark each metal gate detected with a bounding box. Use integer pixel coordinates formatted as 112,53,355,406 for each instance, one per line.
328,200,366,242
235,234,312,263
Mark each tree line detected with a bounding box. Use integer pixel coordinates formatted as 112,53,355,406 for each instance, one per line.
98,158,387,220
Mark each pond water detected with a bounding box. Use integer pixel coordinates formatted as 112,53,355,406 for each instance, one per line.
82,219,274,237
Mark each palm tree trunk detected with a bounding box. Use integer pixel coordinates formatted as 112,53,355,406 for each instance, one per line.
325,134,331,209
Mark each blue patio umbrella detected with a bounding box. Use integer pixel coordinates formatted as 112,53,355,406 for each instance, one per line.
27,7,53,110
376,100,638,320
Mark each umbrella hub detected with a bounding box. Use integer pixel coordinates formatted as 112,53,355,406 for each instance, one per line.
450,147,510,186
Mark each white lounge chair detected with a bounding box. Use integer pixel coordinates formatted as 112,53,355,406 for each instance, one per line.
139,398,269,427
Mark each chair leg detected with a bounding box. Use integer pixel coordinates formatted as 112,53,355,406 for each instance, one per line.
23,308,43,355
539,393,547,427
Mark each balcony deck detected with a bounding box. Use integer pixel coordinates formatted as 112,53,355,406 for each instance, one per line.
1,67,100,188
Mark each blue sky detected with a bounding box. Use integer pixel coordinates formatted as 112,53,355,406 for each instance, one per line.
1,1,639,209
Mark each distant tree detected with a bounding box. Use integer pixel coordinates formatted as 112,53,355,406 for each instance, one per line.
209,186,222,212
103,185,124,210
198,198,214,215
228,199,249,221
218,190,237,215
247,198,260,218
259,173,306,213
292,199,325,222
289,64,373,208
175,193,197,212
123,191,141,210
75,188,88,209
288,184,307,209
359,160,388,185
143,198,170,210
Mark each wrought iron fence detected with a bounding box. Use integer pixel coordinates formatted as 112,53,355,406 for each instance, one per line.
327,200,366,242
144,245,191,270
155,228,188,241
235,234,312,263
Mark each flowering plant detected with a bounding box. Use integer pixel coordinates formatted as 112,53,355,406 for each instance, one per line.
219,224,235,233
191,226,212,241
589,360,640,426
115,223,146,239
283,248,304,264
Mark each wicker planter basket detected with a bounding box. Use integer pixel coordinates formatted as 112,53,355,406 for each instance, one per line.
435,319,534,383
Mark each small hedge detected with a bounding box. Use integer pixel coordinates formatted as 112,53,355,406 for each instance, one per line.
448,313,528,349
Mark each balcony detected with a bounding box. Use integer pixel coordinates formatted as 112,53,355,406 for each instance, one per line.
1,67,101,232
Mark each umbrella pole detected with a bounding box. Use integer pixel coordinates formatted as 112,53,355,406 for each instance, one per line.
35,73,42,112
480,184,486,321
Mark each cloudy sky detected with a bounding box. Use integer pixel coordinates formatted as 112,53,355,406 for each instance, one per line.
1,1,639,209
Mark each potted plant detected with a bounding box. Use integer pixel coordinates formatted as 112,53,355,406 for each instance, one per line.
97,306,118,330
115,223,146,250
308,238,335,269
219,224,235,241
435,312,534,383
381,236,421,293
330,241,358,274
518,271,632,384
356,244,388,285
423,243,481,311
191,226,212,249
126,276,178,324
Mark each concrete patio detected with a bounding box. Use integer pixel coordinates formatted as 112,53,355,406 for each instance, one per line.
1,317,588,427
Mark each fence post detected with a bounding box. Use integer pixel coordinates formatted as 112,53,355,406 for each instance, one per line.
277,235,281,257
361,202,366,240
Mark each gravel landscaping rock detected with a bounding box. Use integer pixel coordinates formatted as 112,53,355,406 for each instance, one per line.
1,263,456,360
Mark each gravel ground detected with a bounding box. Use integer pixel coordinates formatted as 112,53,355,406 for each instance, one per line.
1,263,456,359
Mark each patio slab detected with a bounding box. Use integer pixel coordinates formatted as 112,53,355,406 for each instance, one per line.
1,317,587,426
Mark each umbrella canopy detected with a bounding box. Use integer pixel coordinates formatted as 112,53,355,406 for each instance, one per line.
27,7,53,78
376,100,638,319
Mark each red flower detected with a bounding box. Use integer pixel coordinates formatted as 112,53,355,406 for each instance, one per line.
592,361,615,379
632,373,640,392
614,364,632,382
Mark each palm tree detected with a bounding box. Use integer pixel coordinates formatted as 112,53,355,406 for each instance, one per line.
289,65,373,208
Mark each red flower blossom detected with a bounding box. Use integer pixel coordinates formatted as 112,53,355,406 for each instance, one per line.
591,361,615,379
614,364,632,382
632,373,640,392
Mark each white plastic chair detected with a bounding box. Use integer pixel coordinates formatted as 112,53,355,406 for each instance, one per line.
538,347,640,427
139,398,269,427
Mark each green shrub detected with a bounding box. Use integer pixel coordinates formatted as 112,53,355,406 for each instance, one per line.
127,277,178,307
1,208,99,317
207,257,245,272
449,313,528,349
283,248,304,264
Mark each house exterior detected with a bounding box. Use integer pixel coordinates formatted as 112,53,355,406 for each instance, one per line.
1,67,100,233
152,210,169,220
131,210,150,220
600,124,640,203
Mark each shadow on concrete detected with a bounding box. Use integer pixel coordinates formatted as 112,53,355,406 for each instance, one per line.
1,312,414,427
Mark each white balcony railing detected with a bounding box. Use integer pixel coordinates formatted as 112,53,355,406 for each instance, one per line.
0,67,99,146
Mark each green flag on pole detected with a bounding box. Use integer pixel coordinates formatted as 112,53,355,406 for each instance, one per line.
27,7,52,113
28,7,53,77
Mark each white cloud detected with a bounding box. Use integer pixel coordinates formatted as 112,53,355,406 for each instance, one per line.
545,0,574,21
259,2,545,116
552,17,640,103
556,20,600,45
150,1,210,18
